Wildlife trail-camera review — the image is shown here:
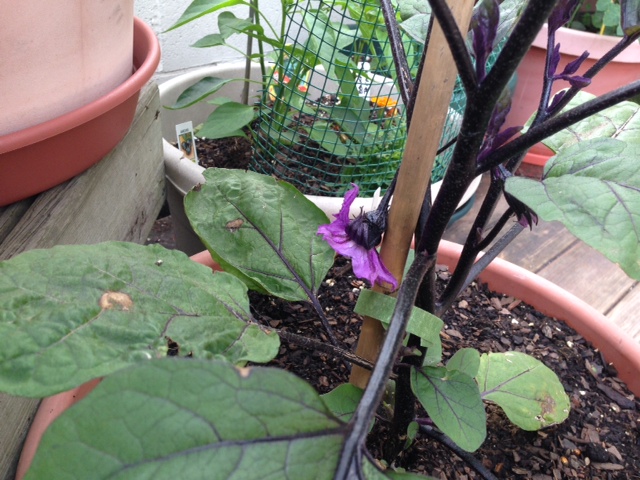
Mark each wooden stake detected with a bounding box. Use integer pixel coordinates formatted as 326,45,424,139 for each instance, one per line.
350,0,475,388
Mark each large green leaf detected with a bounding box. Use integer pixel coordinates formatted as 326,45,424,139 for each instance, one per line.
0,243,279,398
166,0,246,31
26,359,430,479
25,359,345,480
446,348,480,379
477,352,570,431
411,366,486,452
506,138,640,280
541,92,640,153
185,169,335,301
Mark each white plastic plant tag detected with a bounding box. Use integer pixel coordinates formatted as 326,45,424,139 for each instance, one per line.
176,121,198,164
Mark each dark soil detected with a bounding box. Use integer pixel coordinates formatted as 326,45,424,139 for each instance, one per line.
248,256,640,479
194,136,253,171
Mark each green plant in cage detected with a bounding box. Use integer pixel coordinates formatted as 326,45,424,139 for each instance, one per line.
252,0,504,197
252,0,425,197
165,0,300,139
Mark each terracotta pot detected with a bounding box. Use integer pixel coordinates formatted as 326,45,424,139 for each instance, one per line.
15,378,102,480
0,1,134,136
18,242,639,477
506,24,640,176
0,17,161,207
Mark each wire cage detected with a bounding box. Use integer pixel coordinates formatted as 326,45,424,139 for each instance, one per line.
250,0,465,197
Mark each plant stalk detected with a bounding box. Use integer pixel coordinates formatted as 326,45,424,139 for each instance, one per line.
348,0,475,389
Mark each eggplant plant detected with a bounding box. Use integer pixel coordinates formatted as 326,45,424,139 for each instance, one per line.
1,0,640,478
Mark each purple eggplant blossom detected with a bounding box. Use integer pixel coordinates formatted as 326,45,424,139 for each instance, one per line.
545,48,590,115
470,0,499,81
548,0,580,33
552,50,591,88
477,89,521,167
317,185,398,290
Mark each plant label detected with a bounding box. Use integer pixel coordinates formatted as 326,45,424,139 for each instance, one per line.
176,121,198,164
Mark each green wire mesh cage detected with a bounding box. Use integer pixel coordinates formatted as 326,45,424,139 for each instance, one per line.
250,0,465,197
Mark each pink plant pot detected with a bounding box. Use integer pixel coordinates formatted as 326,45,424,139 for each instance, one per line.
16,243,640,477
0,17,160,207
506,24,640,177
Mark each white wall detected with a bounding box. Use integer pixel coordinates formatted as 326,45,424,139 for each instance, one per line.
135,0,283,82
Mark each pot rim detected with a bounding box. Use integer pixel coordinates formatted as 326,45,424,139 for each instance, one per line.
0,17,161,155
532,23,640,62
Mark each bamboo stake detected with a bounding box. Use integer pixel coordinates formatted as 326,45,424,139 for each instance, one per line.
349,0,475,388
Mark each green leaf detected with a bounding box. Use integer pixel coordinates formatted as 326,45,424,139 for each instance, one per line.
399,0,526,45
506,138,640,280
446,348,480,378
398,0,432,43
477,352,570,431
423,339,442,367
495,0,528,47
354,290,444,348
411,366,486,452
321,383,364,423
0,243,279,398
541,92,640,153
218,11,256,37
191,33,226,48
26,359,346,480
602,2,621,27
168,77,237,110
308,121,352,157
198,102,255,139
167,0,246,31
185,169,335,301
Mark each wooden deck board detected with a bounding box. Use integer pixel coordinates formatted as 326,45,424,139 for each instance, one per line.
536,241,636,313
605,283,640,338
443,174,640,344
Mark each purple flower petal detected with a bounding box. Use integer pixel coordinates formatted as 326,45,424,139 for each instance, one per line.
548,0,580,33
317,185,398,290
562,51,589,75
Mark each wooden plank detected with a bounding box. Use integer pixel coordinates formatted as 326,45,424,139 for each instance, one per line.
605,282,640,342
537,241,635,313
0,397,40,480
498,221,577,272
443,174,577,272
0,199,34,245
0,81,164,260
0,80,164,480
